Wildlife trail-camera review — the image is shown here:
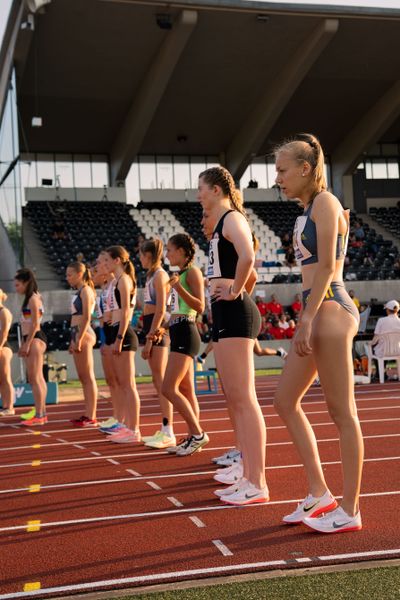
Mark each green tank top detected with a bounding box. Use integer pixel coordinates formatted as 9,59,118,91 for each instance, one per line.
170,269,197,317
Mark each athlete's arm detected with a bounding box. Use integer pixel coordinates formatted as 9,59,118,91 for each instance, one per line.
0,308,11,348
117,276,132,338
300,192,339,324
76,286,92,348
25,295,41,347
148,270,169,335
245,268,258,295
173,267,205,314
222,212,255,297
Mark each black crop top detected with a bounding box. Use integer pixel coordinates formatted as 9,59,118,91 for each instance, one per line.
113,278,136,309
207,210,238,280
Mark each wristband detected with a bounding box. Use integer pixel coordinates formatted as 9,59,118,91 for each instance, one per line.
116,334,123,340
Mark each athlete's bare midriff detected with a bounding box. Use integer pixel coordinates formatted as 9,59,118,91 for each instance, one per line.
209,277,235,297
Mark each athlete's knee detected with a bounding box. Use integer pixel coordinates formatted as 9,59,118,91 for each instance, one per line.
325,400,356,426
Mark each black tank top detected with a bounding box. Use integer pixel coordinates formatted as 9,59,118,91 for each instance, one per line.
207,210,238,279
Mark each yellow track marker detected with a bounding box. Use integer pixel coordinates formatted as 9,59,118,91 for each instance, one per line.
23,582,41,592
32,444,41,449
29,484,41,493
26,520,41,532
32,431,41,436
31,460,41,467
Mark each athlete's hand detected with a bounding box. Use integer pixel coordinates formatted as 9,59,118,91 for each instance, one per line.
293,318,313,356
68,343,74,354
141,339,153,360
18,343,30,357
214,282,239,301
100,344,106,356
113,339,123,355
74,340,82,353
169,274,180,288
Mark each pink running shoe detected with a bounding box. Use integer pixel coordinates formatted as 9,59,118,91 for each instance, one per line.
21,416,48,427
111,430,141,444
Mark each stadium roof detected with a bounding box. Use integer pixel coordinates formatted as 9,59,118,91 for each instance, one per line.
5,0,400,184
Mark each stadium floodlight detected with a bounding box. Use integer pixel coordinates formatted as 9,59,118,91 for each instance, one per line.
25,0,52,13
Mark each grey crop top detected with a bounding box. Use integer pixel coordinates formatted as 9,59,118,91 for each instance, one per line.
144,267,165,305
293,203,349,266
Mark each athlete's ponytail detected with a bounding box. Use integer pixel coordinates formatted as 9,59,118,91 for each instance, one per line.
106,245,136,293
199,166,248,221
68,261,95,291
140,238,164,274
273,133,327,194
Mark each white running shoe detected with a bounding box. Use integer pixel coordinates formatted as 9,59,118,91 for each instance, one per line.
211,448,241,465
176,433,210,456
214,461,244,485
145,431,176,449
220,480,269,506
0,408,15,416
277,347,288,359
110,430,141,444
214,479,246,498
283,490,337,524
216,458,242,475
303,506,362,534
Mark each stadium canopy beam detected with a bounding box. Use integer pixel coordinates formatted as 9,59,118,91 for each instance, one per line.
0,0,25,126
110,9,197,185
225,18,339,182
331,80,400,201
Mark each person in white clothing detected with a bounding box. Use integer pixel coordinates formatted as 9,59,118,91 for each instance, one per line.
371,300,400,355
370,300,400,380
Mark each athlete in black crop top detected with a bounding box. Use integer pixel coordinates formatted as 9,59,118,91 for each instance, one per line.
198,166,268,506
273,134,363,534
0,293,14,416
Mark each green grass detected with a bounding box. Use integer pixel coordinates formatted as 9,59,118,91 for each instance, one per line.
113,566,400,600
59,369,281,388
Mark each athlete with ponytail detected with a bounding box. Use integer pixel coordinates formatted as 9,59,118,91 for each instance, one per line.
0,290,15,417
15,268,48,426
198,166,268,505
139,239,175,449
66,261,98,427
273,133,363,533
161,233,209,456
103,245,141,443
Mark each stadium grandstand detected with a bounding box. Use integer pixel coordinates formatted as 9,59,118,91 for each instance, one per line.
1,0,400,597
0,0,400,357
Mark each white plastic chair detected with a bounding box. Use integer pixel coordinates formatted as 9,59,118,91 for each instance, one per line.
365,332,400,383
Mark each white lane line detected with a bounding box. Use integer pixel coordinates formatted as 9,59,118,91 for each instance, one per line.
1,430,399,455
0,398,398,439
2,547,399,600
213,539,233,557
189,516,206,528
126,468,141,477
73,444,86,450
146,481,162,491
167,496,183,507
0,489,399,534
107,459,120,466
55,438,68,443
41,433,51,438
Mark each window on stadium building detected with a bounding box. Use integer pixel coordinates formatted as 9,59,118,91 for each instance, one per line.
364,158,400,180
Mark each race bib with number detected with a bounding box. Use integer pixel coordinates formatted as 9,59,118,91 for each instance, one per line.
207,235,221,278
170,288,179,313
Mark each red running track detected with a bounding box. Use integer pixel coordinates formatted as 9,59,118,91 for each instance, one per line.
0,376,399,598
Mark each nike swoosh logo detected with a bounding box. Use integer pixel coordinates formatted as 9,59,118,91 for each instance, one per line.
303,501,319,512
245,492,261,499
333,520,353,529
218,329,226,333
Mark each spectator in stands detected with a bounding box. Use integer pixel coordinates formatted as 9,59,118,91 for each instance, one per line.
52,218,67,240
76,251,85,263
291,293,302,318
133,234,146,255
354,221,365,241
285,244,296,268
370,301,400,375
258,315,272,340
393,258,400,277
349,232,363,249
280,232,291,250
285,319,296,339
255,295,269,316
247,179,258,188
66,262,98,427
278,313,289,330
0,290,15,417
273,132,363,534
269,317,286,340
348,289,360,311
267,293,283,316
